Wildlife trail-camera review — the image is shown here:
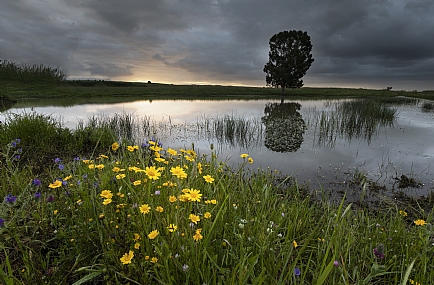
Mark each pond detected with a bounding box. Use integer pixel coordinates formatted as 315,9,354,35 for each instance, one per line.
2,97,434,199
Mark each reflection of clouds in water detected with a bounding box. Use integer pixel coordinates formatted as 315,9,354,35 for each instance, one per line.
3,99,433,190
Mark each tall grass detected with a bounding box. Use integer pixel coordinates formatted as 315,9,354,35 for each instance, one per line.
197,114,264,149
312,99,397,147
0,112,116,176
0,59,66,83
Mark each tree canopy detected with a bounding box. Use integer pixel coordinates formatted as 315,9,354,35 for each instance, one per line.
263,30,314,93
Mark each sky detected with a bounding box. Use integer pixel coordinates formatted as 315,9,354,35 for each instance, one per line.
2,0,434,91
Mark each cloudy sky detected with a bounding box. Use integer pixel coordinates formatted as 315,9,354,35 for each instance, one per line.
2,0,434,90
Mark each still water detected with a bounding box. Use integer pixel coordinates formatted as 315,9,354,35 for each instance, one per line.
2,98,434,196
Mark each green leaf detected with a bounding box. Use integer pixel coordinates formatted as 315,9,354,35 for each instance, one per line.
71,271,102,285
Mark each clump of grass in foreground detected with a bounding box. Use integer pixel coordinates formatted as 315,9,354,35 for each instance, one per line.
1,139,433,284
0,111,116,176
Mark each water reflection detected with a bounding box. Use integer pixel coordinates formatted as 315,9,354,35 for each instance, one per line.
2,98,433,194
261,102,306,152
310,99,396,148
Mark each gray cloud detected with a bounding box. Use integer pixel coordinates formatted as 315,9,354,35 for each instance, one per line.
2,0,434,90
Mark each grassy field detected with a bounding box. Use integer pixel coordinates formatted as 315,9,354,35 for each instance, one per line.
0,112,433,284
3,79,434,101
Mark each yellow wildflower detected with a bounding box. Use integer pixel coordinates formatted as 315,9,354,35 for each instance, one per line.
167,148,177,156
116,174,126,180
186,188,202,202
148,230,159,240
167,224,178,232
103,198,112,205
414,219,427,226
155,206,164,213
134,243,140,249
203,175,214,183
48,180,62,189
240,153,249,158
100,190,113,199
154,157,165,163
120,250,134,265
189,214,200,224
170,166,188,179
151,257,158,263
204,212,212,219
144,166,161,180
169,196,177,203
132,180,141,186
293,240,298,248
95,164,105,170
112,142,119,151
139,204,151,214
133,233,141,241
63,175,72,181
193,228,203,242
248,157,254,164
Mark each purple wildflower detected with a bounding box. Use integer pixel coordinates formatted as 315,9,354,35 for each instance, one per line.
17,148,23,154
34,192,41,199
46,195,55,202
294,267,301,277
373,244,385,259
32,178,41,186
14,155,21,160
0,218,4,227
154,190,161,195
54,158,62,163
5,194,17,203
73,157,80,161
333,261,339,267
58,164,64,170
62,180,68,186
11,141,17,147
141,142,149,148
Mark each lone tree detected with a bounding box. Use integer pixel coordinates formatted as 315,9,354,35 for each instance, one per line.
263,30,314,94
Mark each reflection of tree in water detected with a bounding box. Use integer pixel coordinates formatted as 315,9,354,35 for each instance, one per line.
261,102,306,152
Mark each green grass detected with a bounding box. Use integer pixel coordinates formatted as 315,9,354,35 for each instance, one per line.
0,114,433,284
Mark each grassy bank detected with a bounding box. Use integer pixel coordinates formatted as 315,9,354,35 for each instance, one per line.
3,79,434,101
1,113,433,284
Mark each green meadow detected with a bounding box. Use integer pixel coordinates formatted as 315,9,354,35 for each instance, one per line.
1,60,433,284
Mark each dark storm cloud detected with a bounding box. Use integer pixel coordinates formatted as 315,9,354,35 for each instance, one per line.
2,0,434,90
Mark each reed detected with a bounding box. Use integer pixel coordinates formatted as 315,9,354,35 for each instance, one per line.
1,59,66,83
312,99,397,147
